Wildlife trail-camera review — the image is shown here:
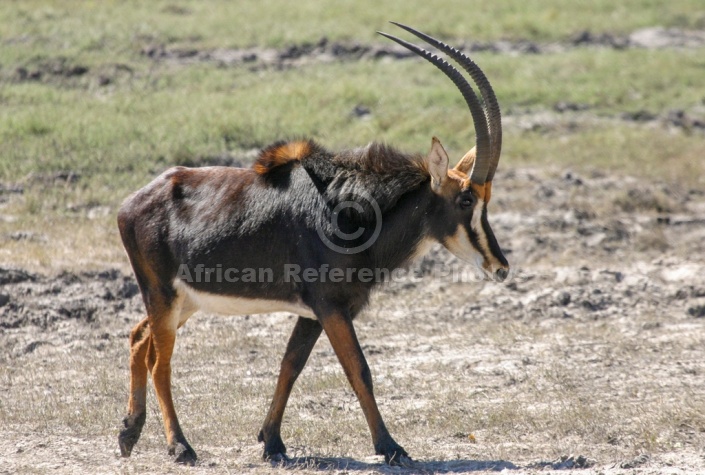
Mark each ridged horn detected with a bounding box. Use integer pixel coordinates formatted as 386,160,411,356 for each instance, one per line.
389,22,502,182
378,28,492,184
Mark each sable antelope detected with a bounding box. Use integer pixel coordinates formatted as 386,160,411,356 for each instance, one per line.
117,22,509,465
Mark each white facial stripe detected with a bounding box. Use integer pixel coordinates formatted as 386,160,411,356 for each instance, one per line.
470,199,492,267
444,198,505,276
444,224,484,270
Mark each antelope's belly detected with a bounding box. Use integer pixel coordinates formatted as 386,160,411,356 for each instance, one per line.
173,279,316,322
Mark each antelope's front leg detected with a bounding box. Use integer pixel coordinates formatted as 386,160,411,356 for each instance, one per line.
319,310,409,465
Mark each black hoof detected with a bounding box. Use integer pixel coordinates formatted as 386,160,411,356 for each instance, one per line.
264,452,290,464
118,412,146,457
258,429,288,462
388,452,413,467
169,442,197,465
377,443,411,466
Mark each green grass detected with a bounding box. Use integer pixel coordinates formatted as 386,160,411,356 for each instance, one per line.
1,0,703,62
0,1,704,271
1,49,704,184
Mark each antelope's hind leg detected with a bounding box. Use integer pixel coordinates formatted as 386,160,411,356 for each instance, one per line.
119,283,197,464
119,318,151,457
148,293,198,464
259,316,323,461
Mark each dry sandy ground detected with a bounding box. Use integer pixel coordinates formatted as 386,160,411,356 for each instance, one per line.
1,167,705,474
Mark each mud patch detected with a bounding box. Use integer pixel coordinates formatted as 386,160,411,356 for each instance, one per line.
0,268,36,286
141,27,705,71
26,171,81,186
0,268,141,330
10,58,135,88
629,27,705,49
13,57,89,82
506,107,705,136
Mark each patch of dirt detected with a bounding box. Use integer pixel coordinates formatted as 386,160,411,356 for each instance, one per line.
0,267,36,286
9,58,134,88
139,27,705,71
0,269,141,332
1,168,704,473
25,171,82,186
628,27,705,49
505,107,705,136
13,57,89,82
0,181,24,207
0,182,24,195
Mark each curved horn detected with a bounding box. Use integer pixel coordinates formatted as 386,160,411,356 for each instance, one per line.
389,22,502,182
378,30,492,184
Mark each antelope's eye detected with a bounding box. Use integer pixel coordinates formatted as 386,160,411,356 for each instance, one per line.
459,195,474,209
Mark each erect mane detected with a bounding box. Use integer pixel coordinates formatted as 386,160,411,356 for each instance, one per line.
303,142,430,217
253,139,430,216
302,141,427,179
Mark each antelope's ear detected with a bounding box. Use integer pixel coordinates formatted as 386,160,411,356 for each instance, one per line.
427,137,449,190
454,146,476,174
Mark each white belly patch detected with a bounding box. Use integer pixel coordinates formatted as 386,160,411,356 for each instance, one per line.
173,279,316,323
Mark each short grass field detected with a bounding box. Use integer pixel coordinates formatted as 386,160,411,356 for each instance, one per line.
1,0,705,271
1,1,705,474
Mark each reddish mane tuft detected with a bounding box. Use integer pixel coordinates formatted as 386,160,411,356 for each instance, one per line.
253,140,315,175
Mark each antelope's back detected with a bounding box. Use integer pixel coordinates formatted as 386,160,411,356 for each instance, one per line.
118,165,330,297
